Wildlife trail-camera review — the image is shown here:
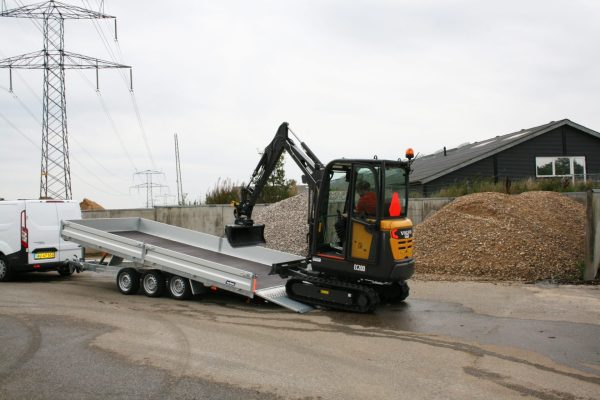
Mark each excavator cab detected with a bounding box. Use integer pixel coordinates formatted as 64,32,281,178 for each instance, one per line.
311,159,412,281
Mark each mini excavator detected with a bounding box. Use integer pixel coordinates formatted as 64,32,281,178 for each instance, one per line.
226,122,415,312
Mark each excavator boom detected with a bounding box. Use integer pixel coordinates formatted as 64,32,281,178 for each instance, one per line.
226,122,323,247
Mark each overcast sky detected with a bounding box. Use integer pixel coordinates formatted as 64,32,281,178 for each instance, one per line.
1,0,599,208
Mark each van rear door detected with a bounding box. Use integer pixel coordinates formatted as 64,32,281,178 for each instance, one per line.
56,202,83,261
26,201,60,264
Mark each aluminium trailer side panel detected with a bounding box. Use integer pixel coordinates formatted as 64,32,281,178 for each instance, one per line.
112,231,285,290
70,218,306,266
60,218,256,297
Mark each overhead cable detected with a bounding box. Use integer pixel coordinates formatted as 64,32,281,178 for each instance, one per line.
0,108,131,197
83,0,157,170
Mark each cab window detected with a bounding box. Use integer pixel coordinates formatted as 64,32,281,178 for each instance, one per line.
352,166,378,219
384,165,408,218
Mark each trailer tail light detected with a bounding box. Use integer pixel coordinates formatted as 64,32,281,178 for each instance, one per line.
20,210,28,249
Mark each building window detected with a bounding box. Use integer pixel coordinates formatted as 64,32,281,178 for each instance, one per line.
535,156,586,178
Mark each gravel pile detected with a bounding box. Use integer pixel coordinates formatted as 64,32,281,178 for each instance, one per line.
253,193,310,256
414,191,585,281
254,191,586,281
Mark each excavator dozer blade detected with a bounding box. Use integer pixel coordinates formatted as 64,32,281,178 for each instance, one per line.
225,224,266,247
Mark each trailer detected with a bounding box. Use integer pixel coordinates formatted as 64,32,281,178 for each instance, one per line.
61,218,313,313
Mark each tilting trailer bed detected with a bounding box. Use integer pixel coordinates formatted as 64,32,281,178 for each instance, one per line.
60,218,313,313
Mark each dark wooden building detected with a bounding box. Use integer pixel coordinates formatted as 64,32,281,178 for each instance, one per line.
410,119,600,196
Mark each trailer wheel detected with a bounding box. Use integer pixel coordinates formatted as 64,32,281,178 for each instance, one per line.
0,256,12,282
117,268,140,295
142,270,165,297
168,275,192,300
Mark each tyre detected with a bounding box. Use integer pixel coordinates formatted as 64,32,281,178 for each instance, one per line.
57,265,73,277
167,275,192,300
116,268,140,295
0,256,12,282
141,270,165,297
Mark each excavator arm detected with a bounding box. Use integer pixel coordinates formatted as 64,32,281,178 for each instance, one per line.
226,122,324,247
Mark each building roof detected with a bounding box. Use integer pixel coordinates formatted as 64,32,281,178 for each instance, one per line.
410,119,600,184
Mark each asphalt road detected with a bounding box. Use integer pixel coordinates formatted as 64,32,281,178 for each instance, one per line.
0,271,599,400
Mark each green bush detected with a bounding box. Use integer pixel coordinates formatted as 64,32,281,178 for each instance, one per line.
430,177,598,197
254,154,297,204
205,178,240,204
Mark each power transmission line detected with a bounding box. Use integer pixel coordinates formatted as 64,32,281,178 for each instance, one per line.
0,0,132,200
5,3,139,173
1,84,133,183
0,108,130,197
154,193,177,206
81,0,156,170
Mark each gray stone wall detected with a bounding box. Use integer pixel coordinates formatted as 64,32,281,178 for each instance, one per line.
82,199,451,235
83,204,266,236
83,193,586,238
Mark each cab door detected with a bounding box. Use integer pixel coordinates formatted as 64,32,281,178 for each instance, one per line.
313,166,351,257
347,164,380,265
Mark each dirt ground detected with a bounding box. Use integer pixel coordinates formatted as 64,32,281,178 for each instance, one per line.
1,271,599,400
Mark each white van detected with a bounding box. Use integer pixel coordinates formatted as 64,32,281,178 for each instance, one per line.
0,200,84,281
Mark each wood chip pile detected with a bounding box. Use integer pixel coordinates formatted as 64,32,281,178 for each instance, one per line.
253,193,310,256
80,198,104,211
414,191,585,281
255,191,586,282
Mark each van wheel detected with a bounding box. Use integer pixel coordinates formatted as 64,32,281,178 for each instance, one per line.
142,270,165,297
0,256,11,282
168,275,192,300
117,268,140,295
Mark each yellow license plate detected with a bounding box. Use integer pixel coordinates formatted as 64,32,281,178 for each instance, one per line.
34,252,55,260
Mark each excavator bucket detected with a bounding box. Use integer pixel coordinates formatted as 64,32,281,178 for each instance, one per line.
225,224,266,247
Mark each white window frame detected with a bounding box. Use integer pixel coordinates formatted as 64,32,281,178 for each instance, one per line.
535,156,586,181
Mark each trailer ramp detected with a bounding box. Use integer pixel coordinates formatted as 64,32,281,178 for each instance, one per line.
255,286,313,313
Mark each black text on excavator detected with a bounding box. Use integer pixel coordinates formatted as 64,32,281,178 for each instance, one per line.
226,122,415,312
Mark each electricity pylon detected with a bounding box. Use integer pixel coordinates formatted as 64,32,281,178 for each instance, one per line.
0,1,131,200
174,133,184,205
131,170,167,209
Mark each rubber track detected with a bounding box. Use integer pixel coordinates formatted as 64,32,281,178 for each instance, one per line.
286,276,380,313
